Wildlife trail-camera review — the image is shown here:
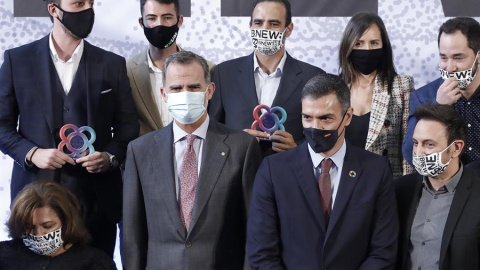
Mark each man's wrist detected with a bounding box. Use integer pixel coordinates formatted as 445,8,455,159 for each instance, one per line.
25,146,39,167
105,151,119,168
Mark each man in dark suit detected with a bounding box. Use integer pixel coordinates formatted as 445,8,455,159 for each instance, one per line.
210,0,324,155
122,51,262,269
396,104,480,270
0,0,139,256
248,73,398,269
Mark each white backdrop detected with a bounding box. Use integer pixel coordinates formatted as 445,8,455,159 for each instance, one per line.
1,0,479,267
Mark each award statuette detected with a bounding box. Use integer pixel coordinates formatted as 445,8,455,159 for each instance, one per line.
251,104,287,138
57,124,96,160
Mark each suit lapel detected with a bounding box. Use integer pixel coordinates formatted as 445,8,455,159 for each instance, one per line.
34,36,56,132
271,53,302,108
439,172,472,267
189,121,229,234
325,143,362,240
295,143,327,232
235,53,259,110
83,42,102,129
151,125,186,238
365,75,390,150
132,52,163,129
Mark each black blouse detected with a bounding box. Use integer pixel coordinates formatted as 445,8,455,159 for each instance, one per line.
0,239,117,270
345,112,371,149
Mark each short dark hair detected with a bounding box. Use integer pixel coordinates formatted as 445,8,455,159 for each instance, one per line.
163,51,210,86
251,0,292,27
414,104,466,144
45,0,60,23
301,73,351,114
140,0,180,16
7,180,90,245
338,12,397,94
438,17,480,53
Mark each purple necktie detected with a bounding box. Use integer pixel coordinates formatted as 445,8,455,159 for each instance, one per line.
180,134,198,230
318,158,333,222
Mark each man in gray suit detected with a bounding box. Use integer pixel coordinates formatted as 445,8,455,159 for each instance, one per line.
122,51,262,269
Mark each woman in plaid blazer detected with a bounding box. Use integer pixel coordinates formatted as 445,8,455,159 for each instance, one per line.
339,12,414,178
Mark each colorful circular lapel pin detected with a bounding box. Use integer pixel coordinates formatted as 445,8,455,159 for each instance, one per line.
57,124,96,160
349,170,357,178
251,104,287,137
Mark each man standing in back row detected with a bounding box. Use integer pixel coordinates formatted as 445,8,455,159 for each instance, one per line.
210,0,324,156
128,0,215,136
0,0,139,257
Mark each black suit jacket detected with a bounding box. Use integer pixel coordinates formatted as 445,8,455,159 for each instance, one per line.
395,168,480,270
210,52,324,149
0,35,139,223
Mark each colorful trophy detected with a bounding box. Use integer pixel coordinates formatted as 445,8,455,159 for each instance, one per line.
57,124,96,159
251,104,287,138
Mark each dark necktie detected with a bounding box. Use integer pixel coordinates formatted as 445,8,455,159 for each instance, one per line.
318,158,333,222
180,134,198,230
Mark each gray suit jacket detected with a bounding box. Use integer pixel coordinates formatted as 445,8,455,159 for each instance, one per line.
122,118,262,270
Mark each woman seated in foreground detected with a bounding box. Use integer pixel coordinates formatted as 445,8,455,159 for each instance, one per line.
0,180,117,270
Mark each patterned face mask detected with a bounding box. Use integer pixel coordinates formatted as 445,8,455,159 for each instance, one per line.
439,53,479,90
22,227,64,256
412,142,454,177
250,28,287,56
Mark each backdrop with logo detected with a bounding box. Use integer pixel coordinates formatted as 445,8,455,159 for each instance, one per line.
0,0,479,266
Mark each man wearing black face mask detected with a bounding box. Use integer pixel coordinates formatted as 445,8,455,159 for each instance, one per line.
403,17,480,167
0,0,139,257
248,73,398,269
127,0,215,136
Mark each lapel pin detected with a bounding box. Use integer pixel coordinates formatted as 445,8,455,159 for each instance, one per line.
221,152,225,156
349,170,357,178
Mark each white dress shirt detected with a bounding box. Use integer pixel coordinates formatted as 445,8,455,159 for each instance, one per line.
253,51,287,107
147,49,173,127
307,140,347,208
49,33,83,94
172,115,209,200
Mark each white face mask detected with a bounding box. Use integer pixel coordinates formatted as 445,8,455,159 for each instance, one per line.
250,28,287,56
413,142,454,177
167,87,208,124
439,53,479,89
22,227,64,256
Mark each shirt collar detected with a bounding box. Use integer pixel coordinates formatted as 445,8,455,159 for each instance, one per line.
147,49,162,73
253,51,287,77
49,32,84,63
422,162,464,193
308,139,347,170
173,115,210,143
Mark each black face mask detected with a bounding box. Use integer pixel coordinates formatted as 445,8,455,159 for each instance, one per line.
142,19,179,49
54,4,95,39
304,112,346,153
349,48,383,75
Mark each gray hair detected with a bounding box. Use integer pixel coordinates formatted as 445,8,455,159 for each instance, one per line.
162,51,210,86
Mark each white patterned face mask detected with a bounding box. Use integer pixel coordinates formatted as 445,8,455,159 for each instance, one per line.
439,53,479,89
22,227,64,256
250,28,287,56
413,142,454,177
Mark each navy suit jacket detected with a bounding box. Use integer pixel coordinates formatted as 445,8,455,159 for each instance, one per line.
0,35,139,223
248,141,399,270
395,168,480,270
210,52,324,149
402,77,442,165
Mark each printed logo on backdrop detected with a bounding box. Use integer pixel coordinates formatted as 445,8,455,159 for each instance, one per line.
220,0,480,17
14,0,192,17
